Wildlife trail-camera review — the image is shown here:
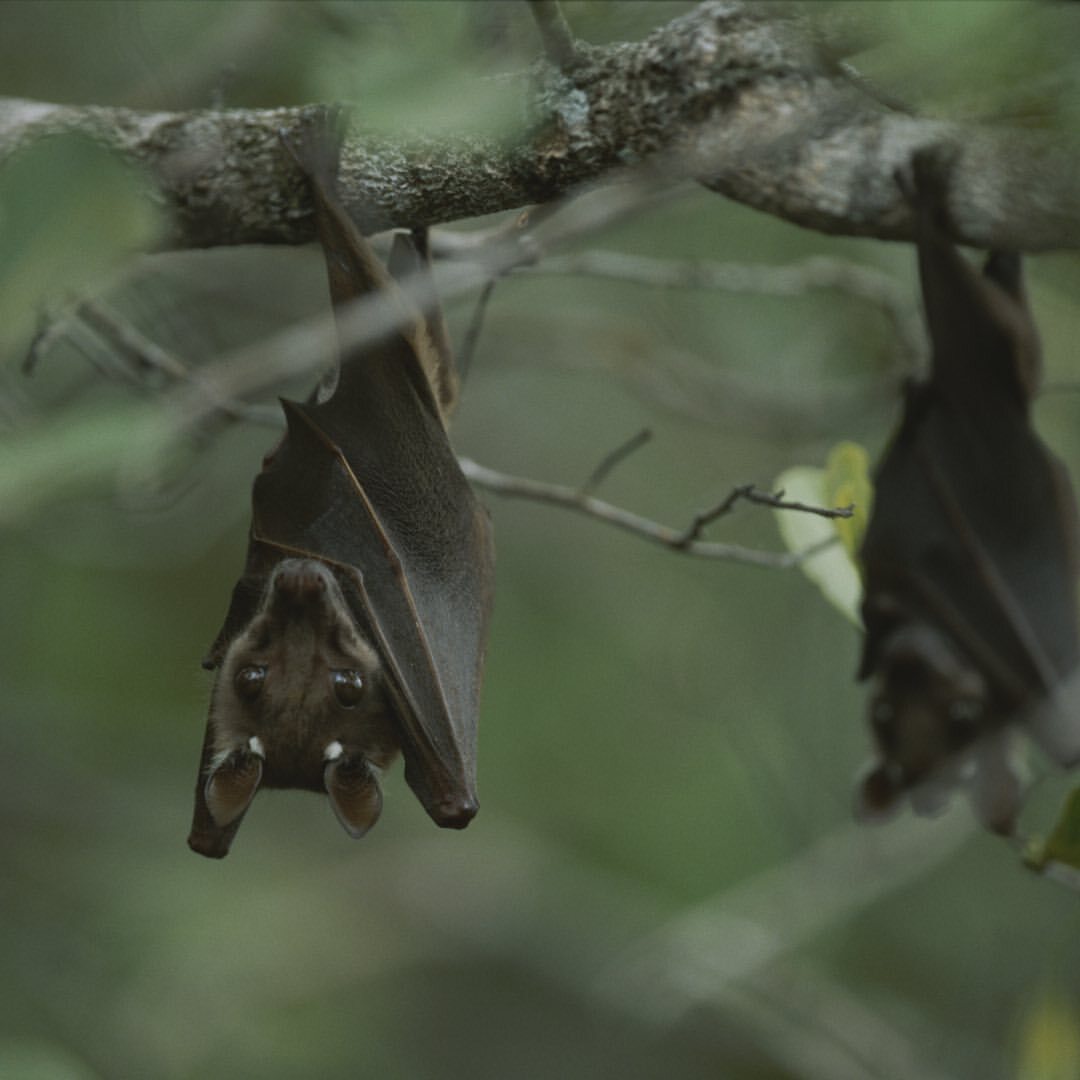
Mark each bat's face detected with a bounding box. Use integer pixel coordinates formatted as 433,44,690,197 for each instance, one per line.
857,621,1008,824
204,558,400,838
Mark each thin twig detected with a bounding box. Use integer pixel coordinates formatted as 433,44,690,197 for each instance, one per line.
458,278,497,382
33,296,282,429
743,487,855,519
167,165,681,429
675,484,853,548
518,250,924,369
579,428,652,496
459,457,839,569
22,309,70,374
526,0,581,71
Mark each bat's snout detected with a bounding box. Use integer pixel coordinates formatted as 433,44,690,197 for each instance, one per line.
270,559,334,605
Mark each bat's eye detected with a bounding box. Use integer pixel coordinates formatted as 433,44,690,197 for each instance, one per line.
332,669,364,708
235,665,267,700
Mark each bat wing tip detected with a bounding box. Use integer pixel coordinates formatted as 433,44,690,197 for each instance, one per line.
187,828,234,859
430,796,479,830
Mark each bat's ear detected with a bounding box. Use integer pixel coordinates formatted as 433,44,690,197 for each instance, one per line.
854,760,903,823
325,753,384,838
204,745,263,828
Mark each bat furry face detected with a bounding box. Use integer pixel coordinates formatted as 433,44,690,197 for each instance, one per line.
204,559,398,838
857,618,1022,833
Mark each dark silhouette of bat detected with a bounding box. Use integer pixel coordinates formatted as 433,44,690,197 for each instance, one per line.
188,114,494,858
856,153,1080,833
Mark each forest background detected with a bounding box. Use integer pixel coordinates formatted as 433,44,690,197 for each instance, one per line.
2,3,1080,1078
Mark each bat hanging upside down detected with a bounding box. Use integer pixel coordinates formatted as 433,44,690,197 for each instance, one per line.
188,112,495,858
856,152,1080,834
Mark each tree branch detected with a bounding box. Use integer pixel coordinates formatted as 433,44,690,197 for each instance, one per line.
2,2,1078,250
458,457,841,569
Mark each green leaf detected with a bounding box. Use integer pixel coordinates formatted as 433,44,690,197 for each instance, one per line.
1015,987,1080,1080
1023,785,1080,876
823,441,873,567
773,444,873,626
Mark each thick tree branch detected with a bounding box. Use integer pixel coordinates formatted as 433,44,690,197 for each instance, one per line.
2,2,1078,250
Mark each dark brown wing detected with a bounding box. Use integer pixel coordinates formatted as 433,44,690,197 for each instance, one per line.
860,156,1078,705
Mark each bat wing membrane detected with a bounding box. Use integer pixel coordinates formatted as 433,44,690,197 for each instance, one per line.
251,357,493,824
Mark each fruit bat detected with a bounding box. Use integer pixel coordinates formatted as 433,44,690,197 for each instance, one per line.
856,153,1080,834
188,115,494,858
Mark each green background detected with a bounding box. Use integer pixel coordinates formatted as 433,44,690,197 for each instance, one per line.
3,3,1080,1077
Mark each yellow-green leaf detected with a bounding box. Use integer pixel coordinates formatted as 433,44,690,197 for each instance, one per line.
1015,987,1080,1080
1024,786,1080,876
823,441,873,567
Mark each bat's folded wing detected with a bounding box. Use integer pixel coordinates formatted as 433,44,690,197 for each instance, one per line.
252,340,494,826
861,386,1078,707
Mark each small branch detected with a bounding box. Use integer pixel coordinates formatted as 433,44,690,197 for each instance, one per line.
31,296,281,429
457,278,498,382
747,488,855,518
674,484,853,547
459,457,840,569
518,250,925,368
579,428,652,496
527,0,581,71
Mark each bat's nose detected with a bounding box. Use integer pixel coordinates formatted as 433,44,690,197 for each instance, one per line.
271,559,333,606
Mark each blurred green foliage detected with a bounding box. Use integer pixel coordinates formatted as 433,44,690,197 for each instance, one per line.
3,3,1080,1079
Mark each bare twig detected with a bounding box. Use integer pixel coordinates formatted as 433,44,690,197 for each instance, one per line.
674,484,853,548
740,487,855,519
33,296,281,429
459,457,840,569
458,278,498,382
527,0,581,71
579,427,652,496
23,310,69,374
519,250,925,368
163,165,681,430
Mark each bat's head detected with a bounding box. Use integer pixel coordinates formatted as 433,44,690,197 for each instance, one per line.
190,558,400,856
857,621,1023,834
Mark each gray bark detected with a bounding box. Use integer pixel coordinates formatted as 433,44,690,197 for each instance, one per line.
1,2,1078,251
